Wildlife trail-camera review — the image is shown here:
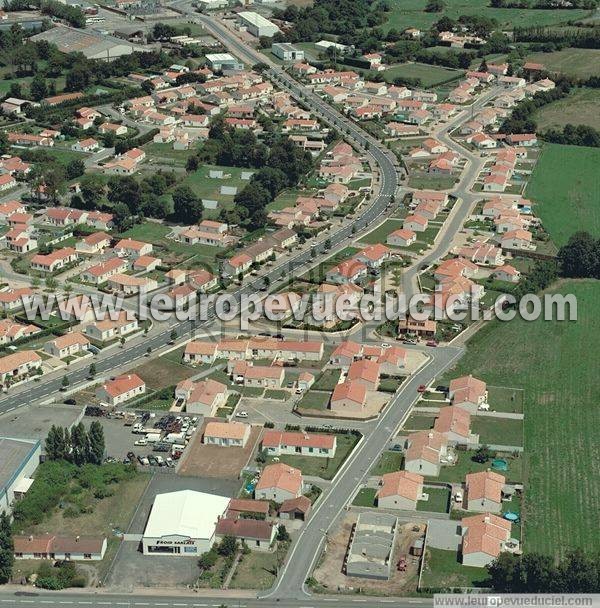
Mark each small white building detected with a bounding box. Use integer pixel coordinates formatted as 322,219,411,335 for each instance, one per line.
272,43,304,62
237,11,280,38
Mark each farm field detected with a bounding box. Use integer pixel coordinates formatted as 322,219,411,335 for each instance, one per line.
534,87,600,132
525,143,600,246
525,48,600,79
439,281,600,556
384,62,463,88
380,0,592,32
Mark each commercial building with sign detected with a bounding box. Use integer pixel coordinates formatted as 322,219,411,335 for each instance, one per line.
141,490,230,556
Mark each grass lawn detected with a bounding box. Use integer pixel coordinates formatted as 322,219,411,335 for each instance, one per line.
231,550,279,590
487,385,524,414
266,433,359,480
380,0,591,32
384,62,463,88
267,187,318,212
525,144,600,246
526,48,600,79
418,487,450,513
402,414,436,431
471,417,524,447
420,548,490,590
144,142,196,166
372,450,404,475
534,87,600,132
313,369,341,391
182,164,252,211
264,389,287,400
408,175,457,191
297,390,331,410
352,487,377,507
432,450,524,485
439,280,600,556
359,219,405,245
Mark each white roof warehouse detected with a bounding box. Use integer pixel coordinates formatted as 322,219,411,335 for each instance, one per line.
142,490,230,556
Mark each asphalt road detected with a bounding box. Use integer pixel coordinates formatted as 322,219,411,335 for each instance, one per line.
0,590,433,608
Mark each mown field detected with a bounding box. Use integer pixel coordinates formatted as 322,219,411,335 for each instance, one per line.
383,62,463,87
380,0,592,32
534,87,600,132
440,280,600,557
526,48,600,79
525,143,600,246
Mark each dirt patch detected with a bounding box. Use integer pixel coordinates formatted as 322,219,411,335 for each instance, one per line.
131,357,197,390
313,513,423,595
177,418,263,479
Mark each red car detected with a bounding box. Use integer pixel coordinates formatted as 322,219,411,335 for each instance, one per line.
417,384,427,393
397,556,407,571
426,340,438,347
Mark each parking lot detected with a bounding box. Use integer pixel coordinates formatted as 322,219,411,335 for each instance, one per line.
105,474,239,590
95,412,205,470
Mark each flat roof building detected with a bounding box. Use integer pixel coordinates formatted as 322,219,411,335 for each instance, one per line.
0,437,41,515
237,11,280,38
142,490,230,556
205,53,244,72
272,43,304,62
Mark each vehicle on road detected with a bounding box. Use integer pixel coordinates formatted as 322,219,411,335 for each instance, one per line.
426,340,438,347
236,411,249,418
417,384,427,393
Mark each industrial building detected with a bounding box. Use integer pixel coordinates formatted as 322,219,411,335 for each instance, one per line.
345,512,398,580
31,25,147,61
271,43,305,62
142,490,230,556
237,11,280,38
0,437,41,515
205,53,244,72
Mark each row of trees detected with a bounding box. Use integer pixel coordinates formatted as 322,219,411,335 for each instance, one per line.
0,512,13,584
513,24,600,48
45,421,105,466
489,549,600,592
558,231,600,279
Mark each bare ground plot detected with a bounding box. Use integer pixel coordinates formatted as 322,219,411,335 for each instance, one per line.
131,356,198,390
312,514,423,595
177,418,263,479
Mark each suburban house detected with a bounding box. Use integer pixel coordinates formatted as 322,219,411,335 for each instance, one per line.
175,378,228,416
231,361,284,389
325,259,368,285
114,238,153,258
84,312,138,343
376,471,424,511
465,471,506,513
403,214,428,232
254,463,303,503
387,228,416,247
433,406,478,447
96,374,146,406
214,518,276,552
81,257,129,285
30,248,78,273
44,332,90,359
449,375,488,412
13,535,107,561
330,381,367,413
346,359,380,390
76,232,112,255
279,496,312,521
261,430,336,458
0,350,42,386
183,341,218,365
404,430,449,477
461,513,512,568
203,421,251,448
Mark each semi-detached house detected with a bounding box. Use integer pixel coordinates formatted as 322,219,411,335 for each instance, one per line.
261,430,336,458
96,374,146,407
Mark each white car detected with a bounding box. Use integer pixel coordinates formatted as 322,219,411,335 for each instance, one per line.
134,439,147,446
236,411,249,418
381,342,391,349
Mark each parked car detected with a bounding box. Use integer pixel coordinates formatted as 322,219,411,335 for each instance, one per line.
426,340,438,347
134,439,147,446
236,411,249,418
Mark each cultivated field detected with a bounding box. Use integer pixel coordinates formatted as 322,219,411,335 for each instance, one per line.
384,62,463,88
526,48,600,79
380,0,592,32
440,281,600,556
525,143,600,246
534,87,600,132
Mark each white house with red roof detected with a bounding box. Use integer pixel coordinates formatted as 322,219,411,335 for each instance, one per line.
96,374,146,406
261,430,336,458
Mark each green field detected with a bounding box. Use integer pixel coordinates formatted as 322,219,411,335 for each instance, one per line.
352,487,377,507
526,48,600,79
471,417,524,447
534,87,600,132
420,548,490,590
359,218,405,245
440,281,600,556
380,0,592,32
525,143,600,246
384,62,463,87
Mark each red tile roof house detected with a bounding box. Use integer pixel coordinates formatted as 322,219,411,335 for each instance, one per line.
261,430,337,458
30,247,78,273
114,238,153,258
231,361,285,389
183,340,218,365
95,374,146,407
176,378,228,417
203,421,251,448
376,471,424,510
346,359,381,391
75,231,111,255
255,463,304,503
449,375,488,413
325,259,368,285
387,228,417,248
13,534,107,561
461,513,512,568
354,243,391,269
43,332,90,359
492,264,521,283
465,471,507,513
330,380,367,414
80,257,128,285
0,351,42,387
403,214,428,232
0,319,40,344
279,495,312,521
215,518,277,552
433,406,479,447
227,498,270,520
330,340,363,369
84,313,139,343
404,430,450,477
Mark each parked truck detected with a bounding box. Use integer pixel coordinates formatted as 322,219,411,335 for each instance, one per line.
164,432,186,444
145,432,162,443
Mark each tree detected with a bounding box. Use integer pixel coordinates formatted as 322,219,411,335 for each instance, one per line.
79,174,105,210
558,232,599,279
276,525,291,542
0,511,13,584
186,155,199,172
65,158,85,180
0,131,8,156
70,422,89,466
198,550,218,570
172,185,203,224
29,74,47,101
425,0,445,11
88,363,96,378
61,376,69,390
217,535,238,557
473,445,492,463
108,176,142,214
87,421,105,465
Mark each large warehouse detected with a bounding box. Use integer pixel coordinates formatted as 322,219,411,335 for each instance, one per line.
142,490,230,556
237,11,280,38
0,437,41,515
31,25,147,61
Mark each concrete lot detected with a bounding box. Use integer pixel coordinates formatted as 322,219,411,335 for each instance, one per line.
0,403,84,443
105,474,240,590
